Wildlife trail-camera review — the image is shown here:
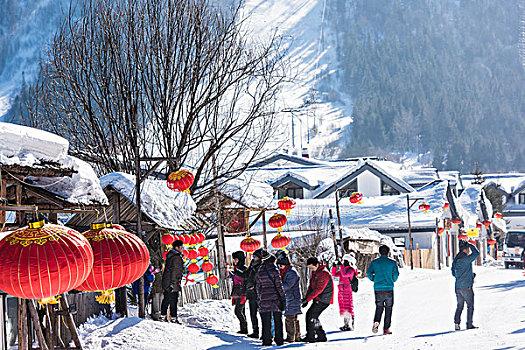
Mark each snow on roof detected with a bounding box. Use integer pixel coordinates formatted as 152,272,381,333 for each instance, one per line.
100,172,196,230
270,170,319,188
0,122,107,205
461,173,525,194
0,122,69,163
218,176,274,209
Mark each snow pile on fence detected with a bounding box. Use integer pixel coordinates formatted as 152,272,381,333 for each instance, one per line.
101,172,196,229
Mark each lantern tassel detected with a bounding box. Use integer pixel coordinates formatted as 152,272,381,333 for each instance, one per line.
277,227,282,232
96,290,115,304
38,295,61,305
285,209,290,217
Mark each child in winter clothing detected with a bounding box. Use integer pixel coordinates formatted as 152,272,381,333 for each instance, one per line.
230,251,248,334
332,253,358,331
276,251,302,342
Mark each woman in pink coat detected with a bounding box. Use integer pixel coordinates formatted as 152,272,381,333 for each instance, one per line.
331,253,358,331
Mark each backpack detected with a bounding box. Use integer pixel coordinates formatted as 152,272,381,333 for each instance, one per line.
350,274,358,293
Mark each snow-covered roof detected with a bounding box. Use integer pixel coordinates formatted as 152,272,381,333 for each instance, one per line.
100,172,196,230
461,173,525,194
0,122,107,205
217,176,274,209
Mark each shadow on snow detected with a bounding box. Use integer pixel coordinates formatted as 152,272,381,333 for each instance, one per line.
478,280,525,291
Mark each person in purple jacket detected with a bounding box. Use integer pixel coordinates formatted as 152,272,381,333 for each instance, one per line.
230,251,248,334
256,250,286,346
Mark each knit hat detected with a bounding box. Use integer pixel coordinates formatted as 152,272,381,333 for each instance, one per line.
275,250,291,265
252,248,264,259
458,239,469,250
260,249,274,261
342,253,356,265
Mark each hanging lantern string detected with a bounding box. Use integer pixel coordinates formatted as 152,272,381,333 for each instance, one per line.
103,207,108,223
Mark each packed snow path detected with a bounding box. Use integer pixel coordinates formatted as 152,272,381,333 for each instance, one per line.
78,266,525,349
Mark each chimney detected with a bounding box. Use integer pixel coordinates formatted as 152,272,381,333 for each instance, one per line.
302,147,309,158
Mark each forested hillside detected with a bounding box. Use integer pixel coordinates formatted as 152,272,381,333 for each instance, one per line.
330,0,525,172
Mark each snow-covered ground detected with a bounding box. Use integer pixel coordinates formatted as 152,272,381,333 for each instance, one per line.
76,266,525,349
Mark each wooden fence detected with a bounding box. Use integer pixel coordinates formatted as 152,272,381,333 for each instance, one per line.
403,249,435,269
180,278,232,306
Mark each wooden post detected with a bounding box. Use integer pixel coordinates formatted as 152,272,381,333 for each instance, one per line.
329,209,339,259
334,185,345,255
59,294,82,349
213,154,227,280
407,195,414,270
15,184,23,225
436,218,441,270
262,210,267,249
17,299,28,350
113,192,128,317
27,300,49,350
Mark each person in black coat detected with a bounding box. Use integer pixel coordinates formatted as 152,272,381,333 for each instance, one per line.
256,250,286,346
276,251,302,342
160,240,184,323
230,251,248,334
234,248,263,338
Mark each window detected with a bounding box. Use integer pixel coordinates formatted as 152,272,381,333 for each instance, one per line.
277,183,304,199
519,193,525,205
339,180,357,199
381,181,400,196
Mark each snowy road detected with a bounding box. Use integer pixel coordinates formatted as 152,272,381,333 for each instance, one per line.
78,266,525,350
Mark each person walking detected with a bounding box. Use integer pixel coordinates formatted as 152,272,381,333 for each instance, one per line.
256,250,286,346
230,251,248,334
241,248,263,338
366,245,399,335
301,257,334,343
332,253,358,331
160,240,184,323
276,251,302,342
452,240,480,330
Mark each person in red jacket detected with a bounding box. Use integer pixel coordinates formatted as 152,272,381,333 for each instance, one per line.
301,257,334,343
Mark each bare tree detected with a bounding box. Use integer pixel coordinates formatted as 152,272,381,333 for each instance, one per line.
24,0,287,193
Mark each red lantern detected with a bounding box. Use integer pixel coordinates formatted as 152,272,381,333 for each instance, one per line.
187,249,199,260
468,239,476,245
111,224,126,230
76,224,150,304
278,197,296,216
201,261,214,272
0,221,94,301
188,263,200,274
458,234,468,240
161,234,175,245
271,233,291,249
166,169,194,192
189,234,199,245
451,218,462,225
206,274,219,288
482,220,491,227
419,203,431,213
476,222,482,229
240,236,261,253
183,249,189,258
269,214,287,232
163,251,169,260
494,212,503,219
443,203,450,210
180,234,190,245
349,192,363,204
438,228,445,236
487,239,497,245
198,246,209,257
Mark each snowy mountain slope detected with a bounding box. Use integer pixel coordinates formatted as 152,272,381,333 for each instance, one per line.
242,0,352,159
0,0,71,116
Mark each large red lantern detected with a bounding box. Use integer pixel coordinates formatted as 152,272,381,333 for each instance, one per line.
161,233,175,245
0,221,94,302
349,192,363,204
482,220,491,227
206,274,219,288
271,233,291,249
198,246,209,257
188,263,200,274
278,197,296,216
269,214,287,232
189,234,198,245
187,249,199,260
76,224,150,303
494,212,503,219
166,169,194,192
201,261,214,272
240,236,261,253
418,203,430,213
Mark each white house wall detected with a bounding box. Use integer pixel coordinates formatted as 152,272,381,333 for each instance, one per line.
357,170,381,197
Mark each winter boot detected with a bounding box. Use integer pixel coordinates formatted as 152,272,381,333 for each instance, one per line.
467,325,478,330
238,322,249,334
383,329,392,335
170,317,181,324
455,324,460,331
158,315,168,322
372,322,380,334
339,325,351,331
248,329,259,339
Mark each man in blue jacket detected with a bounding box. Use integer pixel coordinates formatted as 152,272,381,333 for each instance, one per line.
452,240,479,330
366,245,399,335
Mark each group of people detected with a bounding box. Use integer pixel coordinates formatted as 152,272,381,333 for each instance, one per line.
157,238,481,345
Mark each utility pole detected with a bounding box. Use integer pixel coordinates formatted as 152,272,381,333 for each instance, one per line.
134,118,146,319
329,209,339,259
334,185,347,256
407,195,423,270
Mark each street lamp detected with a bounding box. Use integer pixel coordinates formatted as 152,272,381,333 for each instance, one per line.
407,194,423,270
